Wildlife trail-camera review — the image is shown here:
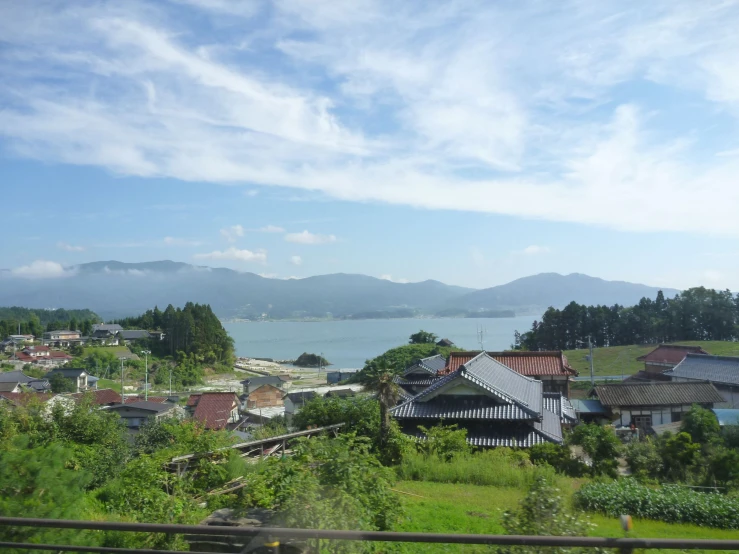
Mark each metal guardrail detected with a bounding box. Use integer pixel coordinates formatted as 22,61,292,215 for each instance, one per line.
3,517,739,552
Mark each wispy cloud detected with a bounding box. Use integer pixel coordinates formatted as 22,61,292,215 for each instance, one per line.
57,241,85,252
284,230,338,245
3,2,739,234
290,255,302,266
220,225,244,243
258,225,285,233
9,260,76,279
193,247,267,263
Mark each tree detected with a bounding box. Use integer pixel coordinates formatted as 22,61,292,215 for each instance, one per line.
50,373,76,393
409,330,438,344
570,423,621,477
365,369,399,454
681,405,720,445
659,431,702,482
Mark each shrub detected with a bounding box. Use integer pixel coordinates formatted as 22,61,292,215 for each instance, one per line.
681,405,720,445
624,439,662,482
569,423,620,477
575,479,739,529
529,443,587,477
416,423,471,461
658,431,701,483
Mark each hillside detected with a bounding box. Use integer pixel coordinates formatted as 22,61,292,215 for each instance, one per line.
456,273,679,315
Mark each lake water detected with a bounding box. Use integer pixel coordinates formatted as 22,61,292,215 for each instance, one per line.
223,316,539,369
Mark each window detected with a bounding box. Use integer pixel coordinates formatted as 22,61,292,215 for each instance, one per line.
633,415,652,429
671,412,683,423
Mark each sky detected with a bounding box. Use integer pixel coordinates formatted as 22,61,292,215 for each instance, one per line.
2,0,739,290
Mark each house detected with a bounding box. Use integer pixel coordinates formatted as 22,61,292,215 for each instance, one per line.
8,334,34,343
590,381,725,430
391,352,563,448
0,392,53,408
325,388,356,398
92,323,124,334
326,369,360,384
571,399,609,423
665,354,739,408
244,384,284,409
444,351,578,396
21,345,50,358
117,330,151,344
0,338,23,353
436,338,454,347
42,329,81,347
188,392,242,430
241,375,288,395
46,368,88,392
284,391,318,421
0,382,23,394
149,331,166,341
70,388,122,407
636,344,709,376
393,355,447,395
107,401,182,431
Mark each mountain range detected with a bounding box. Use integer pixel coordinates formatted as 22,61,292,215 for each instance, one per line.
0,261,679,320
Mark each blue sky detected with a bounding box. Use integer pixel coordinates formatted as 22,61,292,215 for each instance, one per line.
3,0,739,290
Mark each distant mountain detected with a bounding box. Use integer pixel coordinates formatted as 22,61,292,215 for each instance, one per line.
453,273,680,315
0,263,679,320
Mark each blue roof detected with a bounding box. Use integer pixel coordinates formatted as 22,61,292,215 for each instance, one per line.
571,399,607,414
712,409,739,426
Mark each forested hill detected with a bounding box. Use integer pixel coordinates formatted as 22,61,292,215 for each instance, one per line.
517,287,738,351
116,303,235,366
0,307,99,338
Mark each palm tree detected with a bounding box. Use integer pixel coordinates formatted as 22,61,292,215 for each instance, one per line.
366,363,399,450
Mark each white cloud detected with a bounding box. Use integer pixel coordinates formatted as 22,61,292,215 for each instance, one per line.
193,247,267,263
258,272,279,279
220,225,244,243
163,236,204,246
10,260,76,279
284,230,338,244
57,241,85,252
380,274,410,284
4,2,739,235
290,255,302,266
103,266,148,276
243,189,259,197
259,225,285,233
520,245,551,255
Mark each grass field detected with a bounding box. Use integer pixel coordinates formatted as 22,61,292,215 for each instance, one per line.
96,378,122,392
563,340,739,378
391,480,739,553
81,345,133,357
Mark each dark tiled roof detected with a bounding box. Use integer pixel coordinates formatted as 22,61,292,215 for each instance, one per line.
392,398,536,420
0,370,34,383
284,391,318,403
444,351,577,376
193,392,240,430
637,344,709,364
665,354,739,386
118,330,150,340
0,382,21,392
114,401,174,413
26,379,51,392
594,382,724,407
623,371,671,383
241,375,287,387
92,324,123,333
543,392,577,422
404,355,447,375
393,375,442,386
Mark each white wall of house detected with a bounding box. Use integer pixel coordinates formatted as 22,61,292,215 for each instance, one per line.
615,404,696,427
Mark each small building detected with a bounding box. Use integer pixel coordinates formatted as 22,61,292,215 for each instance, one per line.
8,334,34,343
46,368,89,392
284,391,318,421
665,354,739,408
591,381,725,430
107,401,182,431
117,330,151,344
392,352,563,448
92,323,124,334
0,382,23,394
149,331,166,341
0,370,50,392
436,338,454,347
241,375,288,395
189,392,242,430
244,384,284,409
42,330,81,347
326,369,360,384
444,351,578,396
571,398,609,424
325,388,356,398
393,355,446,396
636,344,709,376
21,345,50,358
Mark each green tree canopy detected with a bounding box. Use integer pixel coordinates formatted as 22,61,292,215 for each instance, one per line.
409,330,438,344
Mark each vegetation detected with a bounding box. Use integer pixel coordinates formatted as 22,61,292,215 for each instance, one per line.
409,330,438,344
355,342,461,384
294,352,331,367
569,424,621,477
49,373,76,393
0,307,99,338
517,287,739,350
575,479,739,529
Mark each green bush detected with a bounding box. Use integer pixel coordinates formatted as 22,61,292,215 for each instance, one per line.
569,423,621,477
416,423,471,461
624,439,663,482
575,479,739,529
396,448,558,488
529,443,588,477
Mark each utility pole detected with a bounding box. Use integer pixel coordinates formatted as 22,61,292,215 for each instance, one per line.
120,357,126,402
142,350,151,401
589,336,594,387
169,365,173,397
477,325,486,351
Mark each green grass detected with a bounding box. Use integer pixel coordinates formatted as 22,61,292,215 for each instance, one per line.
95,379,122,392
81,345,133,357
391,480,739,553
564,340,739,378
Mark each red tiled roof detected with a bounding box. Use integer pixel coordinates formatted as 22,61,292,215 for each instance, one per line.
192,392,240,430
186,393,202,407
13,353,34,362
24,346,50,353
0,392,52,406
636,344,710,364
71,388,122,405
49,351,73,359
442,351,578,377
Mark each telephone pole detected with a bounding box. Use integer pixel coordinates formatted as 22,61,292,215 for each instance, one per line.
142,350,151,401
589,336,594,387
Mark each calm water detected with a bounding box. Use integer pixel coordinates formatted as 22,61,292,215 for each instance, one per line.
223,316,538,369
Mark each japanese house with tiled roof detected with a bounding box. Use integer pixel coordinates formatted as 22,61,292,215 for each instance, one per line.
665,354,739,408
391,352,564,448
444,351,578,396
637,344,709,375
591,381,725,430
189,392,242,430
393,354,447,396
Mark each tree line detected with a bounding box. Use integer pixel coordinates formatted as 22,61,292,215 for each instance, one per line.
515,287,739,351
0,307,100,339
115,302,235,365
